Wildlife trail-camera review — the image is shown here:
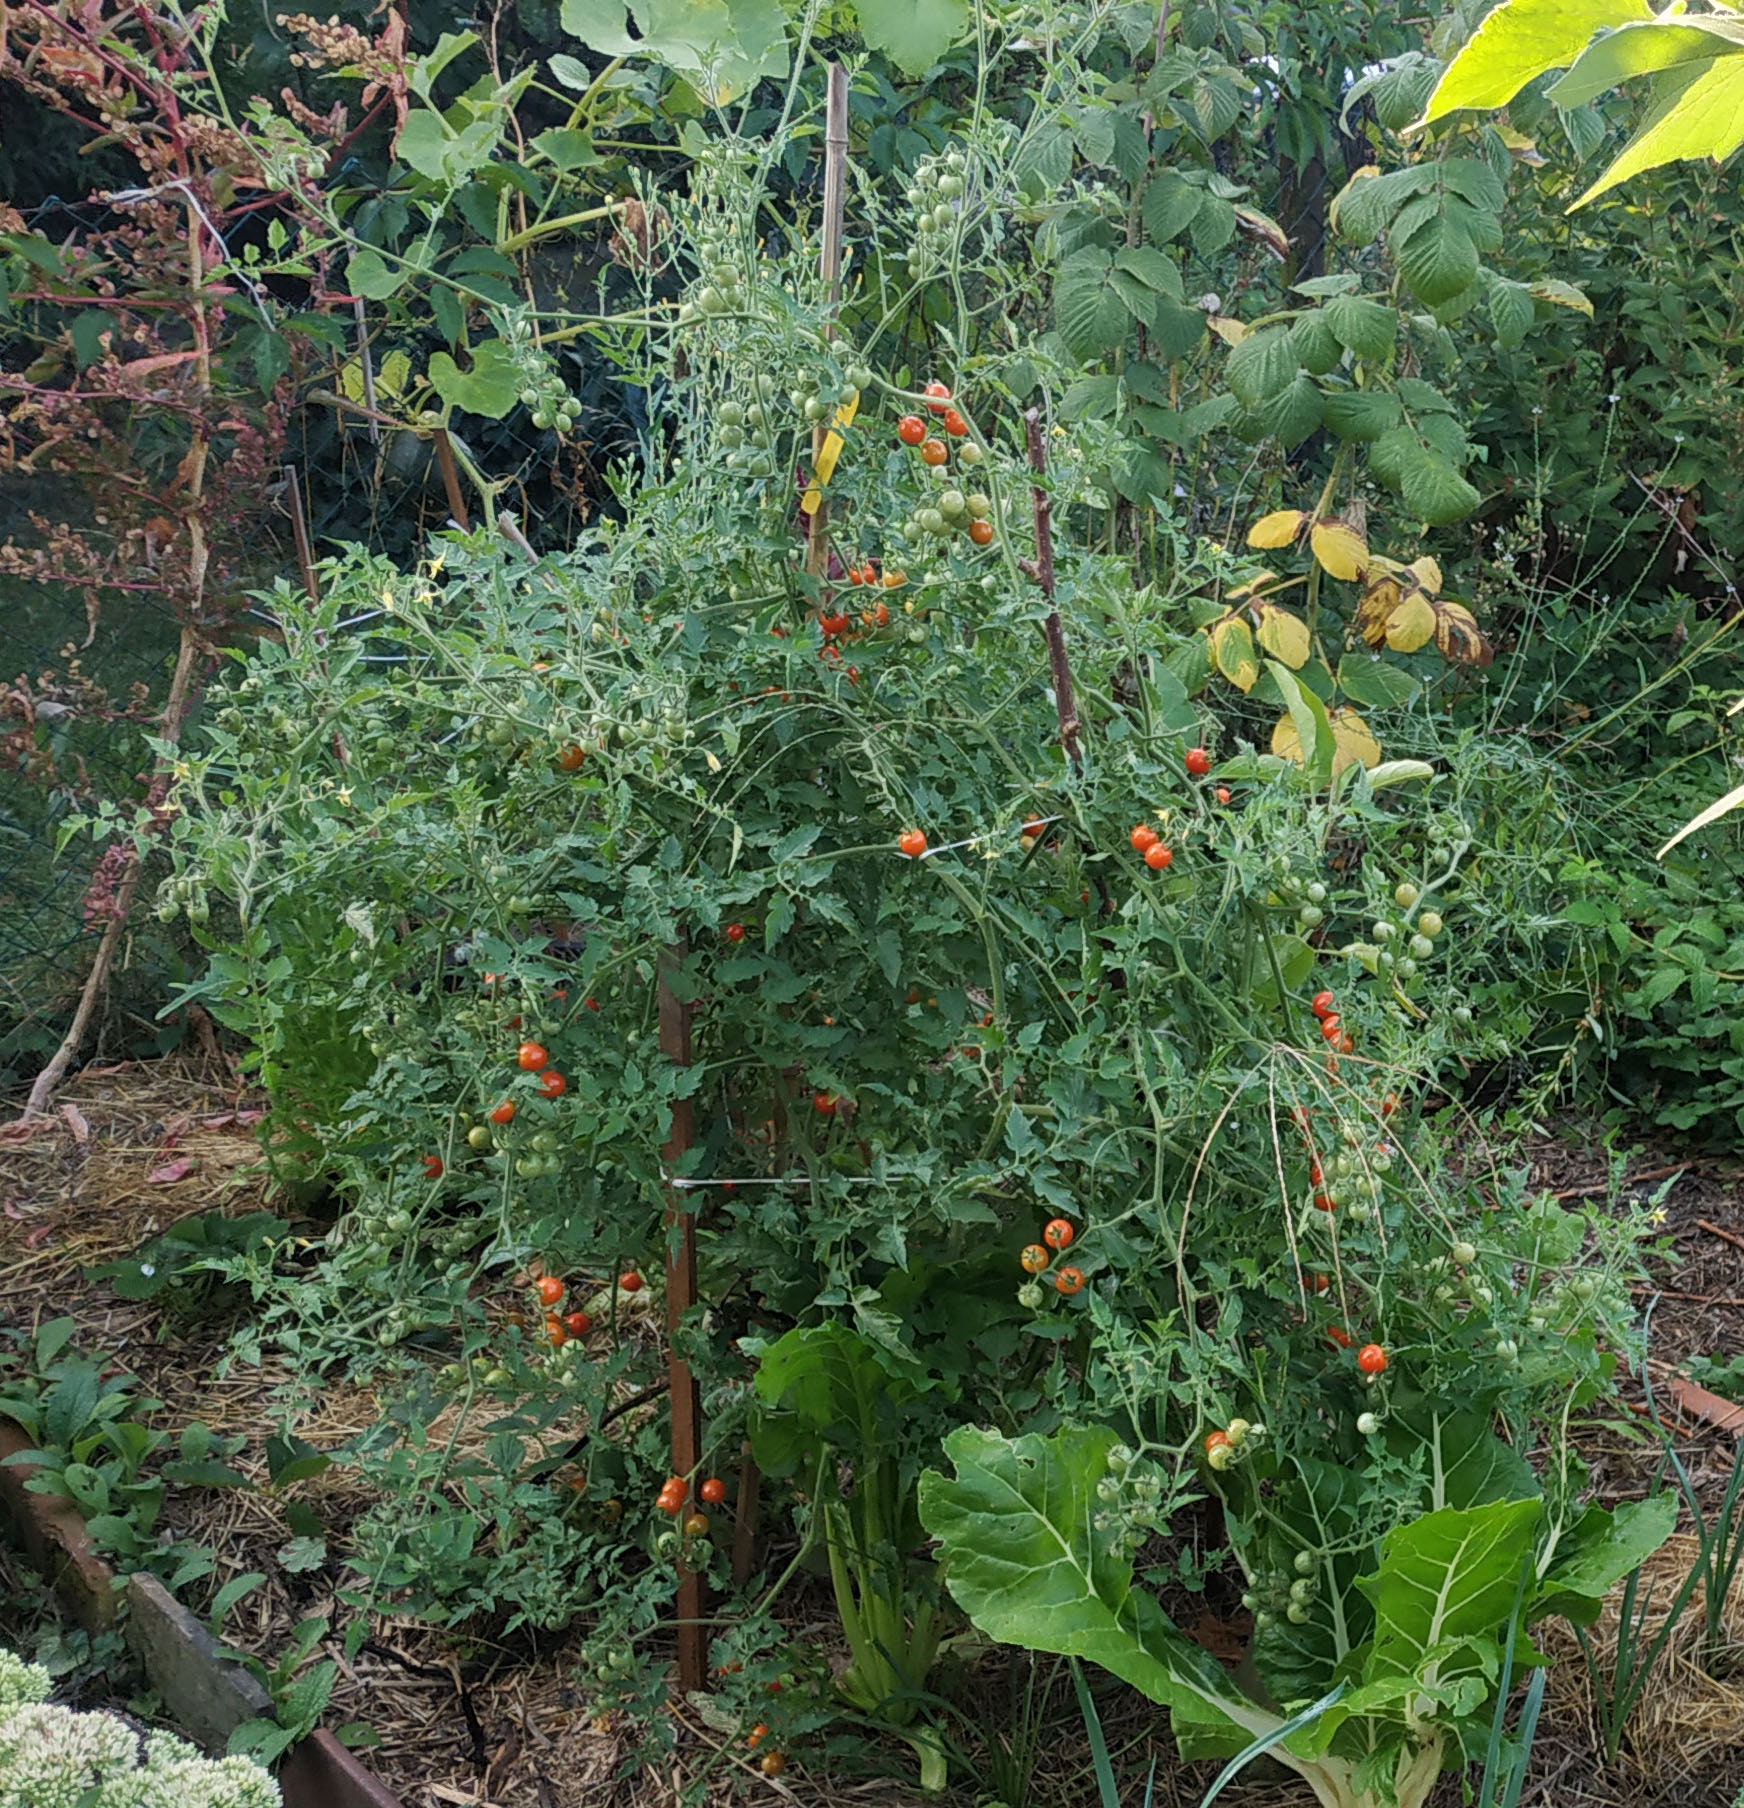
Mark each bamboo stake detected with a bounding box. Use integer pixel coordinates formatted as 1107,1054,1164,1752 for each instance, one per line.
1022,408,1083,767
805,62,849,581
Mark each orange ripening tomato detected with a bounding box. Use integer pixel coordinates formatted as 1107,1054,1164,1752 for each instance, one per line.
898,829,927,858
555,744,586,771
1204,1430,1231,1455
967,518,993,546
536,1275,564,1307
919,437,948,467
1053,1265,1085,1295
1020,1243,1051,1274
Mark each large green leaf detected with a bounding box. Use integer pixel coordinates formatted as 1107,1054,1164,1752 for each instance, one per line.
1359,1497,1543,1699
1394,212,1479,308
1143,170,1204,244
1423,0,1655,122
1384,1407,1538,1513
1271,663,1336,791
853,0,972,76
1337,653,1420,707
1548,17,1744,109
559,0,788,99
1574,54,1744,206
750,1321,919,1477
1054,250,1129,363
1225,324,1299,407
1398,443,1482,525
1532,1493,1676,1625
919,1426,1279,1757
428,340,522,419
1322,390,1401,442
1326,293,1396,362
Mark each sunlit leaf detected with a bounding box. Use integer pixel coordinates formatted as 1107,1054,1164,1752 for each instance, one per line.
1247,509,1306,549
1422,0,1653,122
1355,574,1402,649
1659,779,1744,857
1309,520,1368,582
1329,709,1382,775
1573,56,1744,206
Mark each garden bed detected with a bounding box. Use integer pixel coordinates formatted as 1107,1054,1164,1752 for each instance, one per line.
4,1055,1744,1807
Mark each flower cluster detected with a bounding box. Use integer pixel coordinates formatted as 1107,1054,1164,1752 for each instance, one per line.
0,1650,279,1808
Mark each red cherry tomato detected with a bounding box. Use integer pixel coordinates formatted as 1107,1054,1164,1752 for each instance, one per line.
1130,823,1159,852
942,407,968,437
517,1041,548,1071
699,1476,726,1505
922,379,951,413
556,744,586,771
536,1275,564,1307
488,1100,516,1126
1145,844,1173,871
897,415,925,446
726,922,746,942
813,1091,837,1116
1319,1015,1342,1043
1185,747,1211,777
1043,1218,1075,1251
619,1270,644,1293
1204,1430,1231,1455
1326,1325,1354,1350
1020,1243,1051,1274
1357,1343,1388,1375
563,1310,591,1336
1215,786,1231,804
1311,991,1335,1018
422,1155,444,1179
898,829,927,858
537,1069,567,1099
1381,1093,1399,1117
1054,1265,1085,1295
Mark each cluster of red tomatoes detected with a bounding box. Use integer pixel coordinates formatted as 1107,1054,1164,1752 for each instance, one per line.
485,1039,569,1129
1310,990,1354,1056
529,1272,591,1346
1018,1216,1085,1294
894,381,996,548
654,1470,725,1535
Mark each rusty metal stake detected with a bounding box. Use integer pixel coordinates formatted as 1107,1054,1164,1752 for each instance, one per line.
658,941,706,1691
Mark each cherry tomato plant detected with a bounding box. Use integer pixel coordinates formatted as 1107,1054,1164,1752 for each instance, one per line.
134,57,1661,1799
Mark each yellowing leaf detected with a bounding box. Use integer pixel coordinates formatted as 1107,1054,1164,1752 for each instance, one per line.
1528,278,1593,316
1227,569,1287,601
1356,574,1403,649
1432,599,1493,666
1329,708,1382,775
1210,616,1259,692
1208,316,1248,347
1248,509,1306,549
1659,777,1744,858
1254,604,1311,668
378,349,411,398
1384,589,1436,654
1309,519,1369,581
1407,555,1442,593
1271,712,1306,762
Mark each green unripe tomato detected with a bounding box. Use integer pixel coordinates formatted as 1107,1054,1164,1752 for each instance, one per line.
1289,1578,1314,1602
958,441,985,466
1293,1550,1316,1575
1305,881,1327,904
1356,1411,1379,1435
1396,958,1417,979
696,286,726,315
1372,920,1394,941
1409,934,1434,960
1452,1004,1473,1026
845,364,873,391
1017,1280,1044,1310
1286,1603,1310,1625
717,401,744,428
1297,905,1323,929
467,1126,493,1151
1394,882,1419,909
918,508,946,536
1417,910,1443,937
939,489,966,518
1452,1240,1476,1264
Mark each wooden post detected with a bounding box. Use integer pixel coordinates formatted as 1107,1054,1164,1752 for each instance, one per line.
1022,409,1083,767
658,941,706,1691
